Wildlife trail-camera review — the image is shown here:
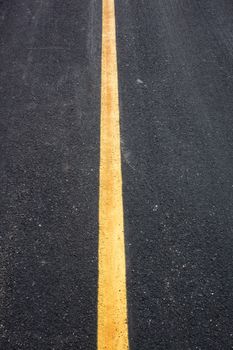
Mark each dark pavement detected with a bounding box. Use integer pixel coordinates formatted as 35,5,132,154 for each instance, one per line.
0,1,101,349
1,0,233,349
117,1,233,349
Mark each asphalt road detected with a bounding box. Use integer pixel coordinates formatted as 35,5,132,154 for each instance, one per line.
1,0,233,349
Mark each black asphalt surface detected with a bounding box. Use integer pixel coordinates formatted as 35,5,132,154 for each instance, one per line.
117,1,233,349
1,0,233,349
0,1,101,349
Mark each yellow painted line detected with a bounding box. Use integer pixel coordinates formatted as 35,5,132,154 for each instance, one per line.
97,0,129,349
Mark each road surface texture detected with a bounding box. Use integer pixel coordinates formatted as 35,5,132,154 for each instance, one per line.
1,0,233,349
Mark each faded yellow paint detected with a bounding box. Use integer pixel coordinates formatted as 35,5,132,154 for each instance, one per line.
97,0,129,349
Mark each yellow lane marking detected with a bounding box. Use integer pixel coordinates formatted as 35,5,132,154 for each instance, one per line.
97,0,129,349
